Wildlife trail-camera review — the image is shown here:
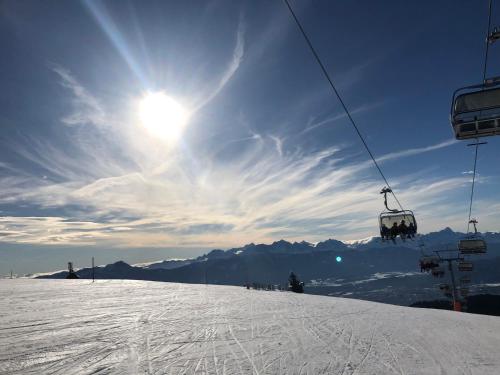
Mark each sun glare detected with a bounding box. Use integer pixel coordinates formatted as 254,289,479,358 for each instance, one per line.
139,92,188,141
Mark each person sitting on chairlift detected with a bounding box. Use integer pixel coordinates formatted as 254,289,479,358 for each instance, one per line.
398,219,408,241
390,222,399,243
407,222,416,238
381,224,390,241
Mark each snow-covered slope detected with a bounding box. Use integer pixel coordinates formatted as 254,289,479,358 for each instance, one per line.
1,280,500,374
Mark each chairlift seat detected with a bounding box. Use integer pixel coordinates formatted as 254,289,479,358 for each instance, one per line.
439,284,450,291
458,238,487,254
431,266,445,277
451,83,500,140
420,256,439,271
458,261,474,272
379,210,417,236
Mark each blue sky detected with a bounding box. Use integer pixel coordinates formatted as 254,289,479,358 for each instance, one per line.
1,1,499,273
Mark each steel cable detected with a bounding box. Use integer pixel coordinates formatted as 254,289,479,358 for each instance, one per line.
283,0,405,211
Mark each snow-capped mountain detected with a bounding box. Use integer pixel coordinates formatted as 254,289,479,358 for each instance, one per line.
140,259,193,270
130,228,500,268
345,227,500,250
37,228,500,307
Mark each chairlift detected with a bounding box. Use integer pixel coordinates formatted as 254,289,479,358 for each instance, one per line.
459,219,487,254
379,187,417,241
431,266,445,278
450,77,500,140
458,261,474,272
420,256,440,272
458,238,487,254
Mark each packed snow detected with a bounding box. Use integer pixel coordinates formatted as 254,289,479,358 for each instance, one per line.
1,280,500,374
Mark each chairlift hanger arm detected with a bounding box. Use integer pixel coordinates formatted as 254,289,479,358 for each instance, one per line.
469,218,479,234
380,187,399,212
488,27,500,44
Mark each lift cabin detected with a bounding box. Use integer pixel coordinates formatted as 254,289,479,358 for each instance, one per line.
451,78,500,140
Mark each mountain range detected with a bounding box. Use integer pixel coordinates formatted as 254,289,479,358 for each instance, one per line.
38,228,500,305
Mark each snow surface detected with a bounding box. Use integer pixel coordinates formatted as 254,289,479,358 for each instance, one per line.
1,280,500,375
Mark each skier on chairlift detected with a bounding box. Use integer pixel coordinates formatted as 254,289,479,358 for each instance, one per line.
398,219,408,241
390,222,399,243
407,222,416,238
381,223,390,241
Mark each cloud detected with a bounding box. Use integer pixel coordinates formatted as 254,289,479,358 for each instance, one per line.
2,62,498,248
51,64,106,127
300,100,386,135
269,135,283,157
0,129,483,246
193,14,245,111
376,139,458,163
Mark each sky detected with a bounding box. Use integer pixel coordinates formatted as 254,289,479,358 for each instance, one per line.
1,0,500,274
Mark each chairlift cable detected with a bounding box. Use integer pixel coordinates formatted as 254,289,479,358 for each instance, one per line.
466,0,493,233
466,143,480,233
283,0,404,212
482,0,493,84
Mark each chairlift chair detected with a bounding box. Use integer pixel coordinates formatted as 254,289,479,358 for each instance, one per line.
458,238,487,254
451,77,500,140
431,266,445,277
379,211,417,233
439,284,450,292
458,261,474,272
420,255,440,271
379,187,417,239
459,219,487,254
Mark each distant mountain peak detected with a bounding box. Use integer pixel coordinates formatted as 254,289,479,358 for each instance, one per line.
107,261,132,269
272,239,290,246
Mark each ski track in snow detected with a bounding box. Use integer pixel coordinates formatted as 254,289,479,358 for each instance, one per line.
1,280,500,374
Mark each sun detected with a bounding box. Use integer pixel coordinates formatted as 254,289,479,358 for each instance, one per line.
139,92,188,141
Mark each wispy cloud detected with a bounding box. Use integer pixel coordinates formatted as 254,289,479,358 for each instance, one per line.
0,126,480,247
300,100,386,135
51,64,106,127
193,14,245,111
376,138,458,163
1,62,498,248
